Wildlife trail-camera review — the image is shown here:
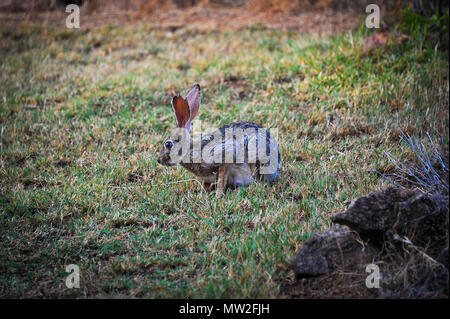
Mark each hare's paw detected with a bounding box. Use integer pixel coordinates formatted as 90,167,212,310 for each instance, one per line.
215,188,225,198
202,181,215,192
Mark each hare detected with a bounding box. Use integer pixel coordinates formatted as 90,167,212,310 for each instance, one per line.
157,84,281,196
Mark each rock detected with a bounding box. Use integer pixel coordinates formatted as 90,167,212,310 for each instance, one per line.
292,225,378,278
331,187,449,260
331,187,441,234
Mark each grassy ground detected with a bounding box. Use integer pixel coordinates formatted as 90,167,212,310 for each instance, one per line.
0,21,448,298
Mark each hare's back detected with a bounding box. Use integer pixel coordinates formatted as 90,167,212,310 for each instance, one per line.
219,121,280,179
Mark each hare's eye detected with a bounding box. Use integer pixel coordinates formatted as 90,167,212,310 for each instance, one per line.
165,140,173,149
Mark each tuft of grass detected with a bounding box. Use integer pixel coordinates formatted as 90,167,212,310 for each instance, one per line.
376,131,449,195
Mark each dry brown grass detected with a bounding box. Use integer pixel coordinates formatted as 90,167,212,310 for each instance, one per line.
0,0,362,33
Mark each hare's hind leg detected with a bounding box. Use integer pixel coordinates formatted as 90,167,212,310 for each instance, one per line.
216,164,230,197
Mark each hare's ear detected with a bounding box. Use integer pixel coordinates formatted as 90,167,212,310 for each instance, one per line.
185,84,201,131
171,96,190,128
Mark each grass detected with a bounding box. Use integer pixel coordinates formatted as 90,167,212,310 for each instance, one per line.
377,131,448,194
0,21,448,298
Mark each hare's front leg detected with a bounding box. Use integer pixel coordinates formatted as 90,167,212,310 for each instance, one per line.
216,164,230,197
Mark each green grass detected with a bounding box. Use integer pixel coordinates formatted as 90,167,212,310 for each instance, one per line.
0,22,448,298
